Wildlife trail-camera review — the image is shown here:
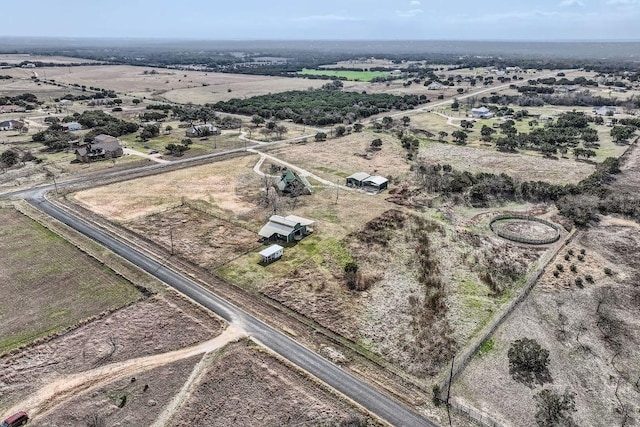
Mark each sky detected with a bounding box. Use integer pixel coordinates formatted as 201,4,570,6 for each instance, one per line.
1,0,638,41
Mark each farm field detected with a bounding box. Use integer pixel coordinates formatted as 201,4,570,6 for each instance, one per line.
11,65,346,103
0,207,142,355
298,68,392,82
452,218,640,427
0,54,99,64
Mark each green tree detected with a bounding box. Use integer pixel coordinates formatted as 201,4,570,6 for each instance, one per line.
451,98,460,110
251,115,265,127
438,131,448,141
480,125,496,141
452,130,468,144
382,116,394,129
460,120,474,131
314,132,327,142
508,338,552,387
370,138,382,150
353,123,364,132
401,116,411,127
140,124,159,141
0,150,19,167
534,389,577,427
335,125,347,137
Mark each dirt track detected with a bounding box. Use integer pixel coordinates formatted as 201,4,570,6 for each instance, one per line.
3,326,244,423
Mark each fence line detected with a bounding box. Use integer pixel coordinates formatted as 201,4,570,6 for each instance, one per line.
490,214,561,245
437,226,578,406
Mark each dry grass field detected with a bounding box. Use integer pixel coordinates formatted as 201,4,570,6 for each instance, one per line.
21,65,342,102
0,54,98,64
0,291,224,420
452,219,640,427
0,207,142,355
169,340,379,427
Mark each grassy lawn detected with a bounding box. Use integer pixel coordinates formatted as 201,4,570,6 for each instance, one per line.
298,68,391,82
0,208,142,354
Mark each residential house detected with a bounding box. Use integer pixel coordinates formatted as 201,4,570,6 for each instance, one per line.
258,215,314,243
259,244,283,264
276,169,312,196
426,81,444,90
185,124,219,137
59,99,74,107
0,120,24,131
471,107,494,119
74,134,123,162
62,121,82,131
0,105,26,113
594,106,617,116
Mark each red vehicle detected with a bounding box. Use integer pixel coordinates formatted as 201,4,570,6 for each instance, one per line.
1,412,28,427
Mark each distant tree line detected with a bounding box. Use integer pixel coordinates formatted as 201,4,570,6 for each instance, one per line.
211,86,426,125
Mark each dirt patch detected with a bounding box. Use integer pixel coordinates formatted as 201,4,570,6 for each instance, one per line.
125,205,260,270
453,220,640,427
0,292,223,414
34,356,201,427
0,207,141,355
170,340,380,426
491,218,559,242
71,156,260,222
611,140,640,194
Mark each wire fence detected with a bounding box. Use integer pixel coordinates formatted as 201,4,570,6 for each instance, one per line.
490,214,561,245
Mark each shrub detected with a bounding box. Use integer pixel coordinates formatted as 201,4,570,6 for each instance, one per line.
508,338,552,387
564,254,570,261
553,270,560,278
604,267,612,275
575,277,584,287
580,249,586,255
570,264,577,273
556,264,564,272
568,249,574,256
577,254,584,262
585,274,593,283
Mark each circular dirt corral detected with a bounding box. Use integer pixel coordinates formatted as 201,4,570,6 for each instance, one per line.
490,215,561,245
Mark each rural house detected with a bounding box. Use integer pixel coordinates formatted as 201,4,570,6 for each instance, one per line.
276,169,313,196
186,124,219,137
258,215,314,243
426,81,444,90
0,105,26,113
346,172,389,193
594,106,616,116
0,120,24,131
259,244,283,264
471,107,494,119
59,99,74,107
63,121,82,131
74,134,123,162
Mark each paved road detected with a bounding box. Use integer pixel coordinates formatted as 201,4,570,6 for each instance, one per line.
27,191,437,427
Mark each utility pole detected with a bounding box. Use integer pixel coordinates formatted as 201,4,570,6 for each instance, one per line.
335,181,339,204
52,174,59,195
169,227,174,255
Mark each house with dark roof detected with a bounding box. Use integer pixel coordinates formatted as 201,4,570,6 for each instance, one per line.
471,107,494,119
0,120,24,131
258,215,314,243
276,169,312,196
75,134,123,162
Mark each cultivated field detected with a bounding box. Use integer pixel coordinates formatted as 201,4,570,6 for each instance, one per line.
298,68,391,82
0,207,142,354
452,219,640,426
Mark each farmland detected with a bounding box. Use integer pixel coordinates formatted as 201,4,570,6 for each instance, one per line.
0,207,141,355
298,68,392,82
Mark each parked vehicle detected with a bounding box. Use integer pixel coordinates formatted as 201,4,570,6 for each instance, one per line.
1,412,29,427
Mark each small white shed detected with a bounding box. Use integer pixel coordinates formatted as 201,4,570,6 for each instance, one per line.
259,244,284,264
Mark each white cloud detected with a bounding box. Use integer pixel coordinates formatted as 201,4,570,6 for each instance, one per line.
559,0,584,6
396,8,424,18
606,0,639,4
292,14,362,22
410,0,421,5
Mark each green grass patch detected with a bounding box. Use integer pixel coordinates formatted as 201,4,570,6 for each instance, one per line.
477,337,495,357
298,68,391,82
